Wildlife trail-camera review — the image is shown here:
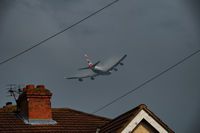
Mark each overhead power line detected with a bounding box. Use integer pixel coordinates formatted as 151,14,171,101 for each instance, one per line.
92,49,200,114
0,0,120,66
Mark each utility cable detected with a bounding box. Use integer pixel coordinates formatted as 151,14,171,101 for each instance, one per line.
92,49,200,114
0,0,120,66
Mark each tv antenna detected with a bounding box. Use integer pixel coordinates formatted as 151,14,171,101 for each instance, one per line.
6,84,23,104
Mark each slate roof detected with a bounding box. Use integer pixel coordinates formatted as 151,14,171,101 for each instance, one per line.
0,107,110,133
99,104,174,133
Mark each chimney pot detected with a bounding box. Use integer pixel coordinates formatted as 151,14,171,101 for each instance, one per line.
26,84,35,89
23,87,27,91
36,85,45,88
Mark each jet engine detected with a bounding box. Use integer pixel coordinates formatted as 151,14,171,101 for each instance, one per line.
114,68,118,71
78,78,83,82
120,63,124,65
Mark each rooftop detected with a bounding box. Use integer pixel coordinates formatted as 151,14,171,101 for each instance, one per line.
0,84,174,132
0,107,110,133
99,104,174,133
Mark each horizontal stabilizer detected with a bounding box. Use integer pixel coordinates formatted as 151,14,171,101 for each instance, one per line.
93,61,100,67
78,66,90,70
78,61,100,70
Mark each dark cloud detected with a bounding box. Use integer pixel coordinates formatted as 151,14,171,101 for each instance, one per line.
0,0,13,11
186,0,200,13
184,0,200,31
0,0,14,24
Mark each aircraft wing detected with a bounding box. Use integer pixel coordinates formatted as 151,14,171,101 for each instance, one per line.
65,71,98,80
106,54,127,72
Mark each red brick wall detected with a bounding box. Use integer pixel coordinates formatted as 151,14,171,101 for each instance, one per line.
28,97,52,119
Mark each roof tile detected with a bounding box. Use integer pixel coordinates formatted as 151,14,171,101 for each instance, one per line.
0,108,110,133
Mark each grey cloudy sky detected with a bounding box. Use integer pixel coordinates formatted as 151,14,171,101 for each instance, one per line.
0,0,200,132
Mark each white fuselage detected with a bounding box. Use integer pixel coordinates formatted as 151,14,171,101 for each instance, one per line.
91,66,111,75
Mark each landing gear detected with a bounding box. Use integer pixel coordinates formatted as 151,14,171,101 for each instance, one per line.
120,63,124,66
114,68,118,71
91,77,95,80
78,78,83,82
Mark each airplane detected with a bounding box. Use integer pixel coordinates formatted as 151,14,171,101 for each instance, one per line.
65,54,127,81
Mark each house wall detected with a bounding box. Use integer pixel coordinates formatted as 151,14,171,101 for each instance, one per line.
132,119,159,133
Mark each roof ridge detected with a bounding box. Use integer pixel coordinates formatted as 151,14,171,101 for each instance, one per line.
142,106,175,133
52,108,111,121
99,104,143,133
116,104,147,132
103,104,142,124
117,104,174,133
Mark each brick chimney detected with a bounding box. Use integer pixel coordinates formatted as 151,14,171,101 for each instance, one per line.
17,84,56,124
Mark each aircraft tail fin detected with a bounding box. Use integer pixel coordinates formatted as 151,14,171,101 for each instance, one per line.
78,60,100,70
78,55,100,70
85,54,93,68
